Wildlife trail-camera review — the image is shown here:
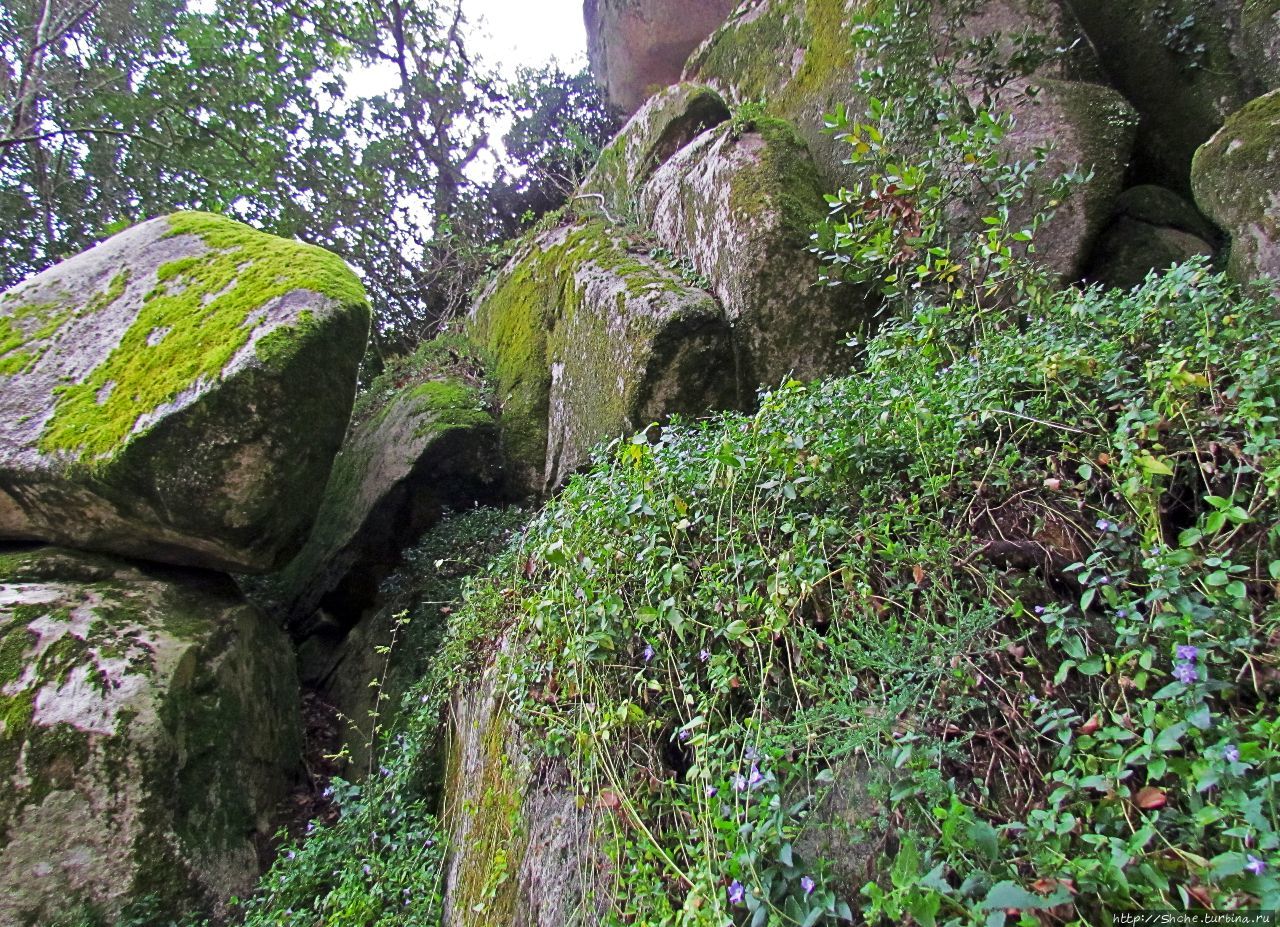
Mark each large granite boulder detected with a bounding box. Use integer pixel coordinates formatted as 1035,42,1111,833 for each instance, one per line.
1085,185,1218,289
0,546,302,924
578,82,731,222
1069,0,1267,192
467,222,736,498
269,338,502,636
683,0,1134,280
584,0,739,114
638,115,870,385
0,212,371,573
1192,89,1280,286
441,652,607,925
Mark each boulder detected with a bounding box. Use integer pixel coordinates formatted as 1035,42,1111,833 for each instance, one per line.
467,222,737,498
684,0,1134,279
584,0,739,114
0,212,370,573
268,338,502,636
578,82,731,222
0,546,301,924
1192,89,1280,286
638,116,870,385
440,652,607,925
1069,0,1262,191
1084,217,1216,290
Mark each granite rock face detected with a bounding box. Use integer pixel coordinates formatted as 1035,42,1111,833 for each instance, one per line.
0,213,370,573
0,546,301,924
584,0,740,113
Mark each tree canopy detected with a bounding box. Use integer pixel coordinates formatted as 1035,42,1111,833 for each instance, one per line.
0,0,618,351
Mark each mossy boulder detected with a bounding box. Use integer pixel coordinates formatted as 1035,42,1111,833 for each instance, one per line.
440,653,607,926
685,0,1098,192
1069,0,1261,192
1192,89,1280,286
1084,217,1216,290
584,0,739,113
0,545,301,924
466,221,736,498
639,116,870,386
0,212,371,573
269,339,502,636
578,82,731,223
684,0,1132,279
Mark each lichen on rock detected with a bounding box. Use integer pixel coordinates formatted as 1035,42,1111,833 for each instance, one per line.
0,545,301,925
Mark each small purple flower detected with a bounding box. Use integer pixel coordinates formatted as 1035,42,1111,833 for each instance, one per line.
642,643,655,662
1116,609,1128,619
748,765,765,788
698,648,711,663
1176,644,1199,662
363,864,372,876
379,765,391,777
1173,661,1198,684
732,773,747,792
801,875,816,895
705,785,718,798
678,729,692,742
1034,605,1046,615
1225,744,1241,763
745,746,759,761
728,880,746,905
1096,519,1111,532
286,850,296,860
1247,854,1267,876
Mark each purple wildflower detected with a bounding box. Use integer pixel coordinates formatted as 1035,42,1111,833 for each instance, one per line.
801,875,816,895
1176,644,1199,662
748,765,765,788
728,880,746,905
1173,661,1198,684
1225,744,1241,763
732,773,747,792
642,643,655,662
363,864,372,876
1116,609,1128,619
706,785,718,798
678,729,692,743
1034,605,1046,615
698,648,711,663
1096,519,1111,531
1247,855,1267,876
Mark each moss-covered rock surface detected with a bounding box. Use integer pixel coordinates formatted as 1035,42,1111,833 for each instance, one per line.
267,336,502,636
466,221,736,498
1193,89,1280,287
0,545,301,925
0,212,371,573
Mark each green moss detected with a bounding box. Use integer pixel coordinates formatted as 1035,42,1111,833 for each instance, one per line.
38,211,369,459
730,117,828,245
408,381,491,434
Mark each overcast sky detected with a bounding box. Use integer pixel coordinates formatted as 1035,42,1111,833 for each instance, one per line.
465,0,588,72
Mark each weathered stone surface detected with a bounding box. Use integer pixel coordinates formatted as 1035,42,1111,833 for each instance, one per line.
1069,0,1264,191
1111,184,1221,242
685,0,1099,191
1243,0,1280,91
683,0,1132,279
1192,89,1280,285
1084,217,1216,290
0,212,371,573
0,546,301,924
584,0,739,113
639,116,870,385
467,222,736,498
269,340,502,636
441,652,608,926
578,82,731,223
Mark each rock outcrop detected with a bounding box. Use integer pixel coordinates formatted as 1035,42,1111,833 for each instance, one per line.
638,115,868,385
0,213,370,573
1085,185,1218,289
1192,89,1280,286
0,546,301,924
680,0,1136,280
584,0,740,114
270,339,502,636
467,222,736,498
441,653,607,927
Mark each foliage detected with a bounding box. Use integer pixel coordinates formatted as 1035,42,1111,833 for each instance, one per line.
234,507,524,927
0,1,614,354
468,257,1280,925
813,0,1083,314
